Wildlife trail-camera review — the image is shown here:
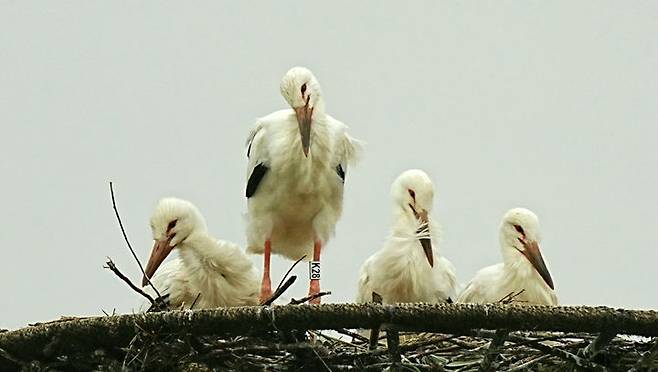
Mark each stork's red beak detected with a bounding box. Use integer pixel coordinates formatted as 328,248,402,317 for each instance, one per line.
415,210,433,267
142,238,174,287
294,97,313,157
520,240,554,290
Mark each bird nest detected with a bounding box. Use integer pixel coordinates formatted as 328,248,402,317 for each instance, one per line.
2,303,657,372
5,328,657,371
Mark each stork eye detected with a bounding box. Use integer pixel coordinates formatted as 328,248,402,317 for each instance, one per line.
301,83,307,95
513,224,524,235
167,220,178,232
408,189,416,200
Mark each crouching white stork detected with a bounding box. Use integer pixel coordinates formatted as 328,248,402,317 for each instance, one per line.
141,197,260,309
245,66,361,304
356,170,458,305
457,208,557,305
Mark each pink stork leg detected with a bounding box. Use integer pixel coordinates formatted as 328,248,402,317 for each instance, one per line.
308,240,322,304
259,239,273,303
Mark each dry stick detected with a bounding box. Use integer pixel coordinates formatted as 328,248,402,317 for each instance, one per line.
261,276,297,306
260,254,307,306
479,329,509,372
310,330,366,350
290,291,332,305
628,337,658,372
386,327,401,365
506,333,604,371
505,354,550,372
104,258,155,305
3,304,658,360
335,328,370,344
190,293,202,310
0,347,21,368
108,181,161,299
275,255,306,293
580,330,616,359
329,334,456,363
369,292,384,350
498,290,526,304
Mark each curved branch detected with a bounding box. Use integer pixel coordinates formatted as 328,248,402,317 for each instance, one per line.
1,303,657,360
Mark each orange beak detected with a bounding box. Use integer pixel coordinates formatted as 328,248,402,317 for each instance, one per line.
294,96,313,157
142,238,174,287
415,209,433,268
520,240,554,290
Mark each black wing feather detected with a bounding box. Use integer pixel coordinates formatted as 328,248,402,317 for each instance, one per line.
246,163,269,198
336,164,345,182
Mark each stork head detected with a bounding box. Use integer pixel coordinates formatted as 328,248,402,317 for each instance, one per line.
280,66,323,157
391,169,435,267
499,208,554,290
142,197,208,287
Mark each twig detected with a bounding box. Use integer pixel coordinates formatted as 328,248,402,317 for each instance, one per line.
4,303,658,362
290,291,332,305
104,258,155,305
498,290,526,304
335,328,370,344
329,334,456,363
310,345,333,372
108,182,161,298
479,329,508,371
146,294,171,312
310,330,367,350
201,342,325,358
506,333,604,370
190,293,202,310
505,354,549,371
361,362,433,371
0,347,21,368
369,292,383,350
261,275,297,306
581,330,616,359
387,327,401,365
275,255,306,293
628,337,658,372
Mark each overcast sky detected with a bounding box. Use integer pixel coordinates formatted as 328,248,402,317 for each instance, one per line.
1,2,657,329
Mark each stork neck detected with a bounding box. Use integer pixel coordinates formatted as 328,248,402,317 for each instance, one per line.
500,243,534,276
391,206,415,225
178,233,217,264
390,207,426,239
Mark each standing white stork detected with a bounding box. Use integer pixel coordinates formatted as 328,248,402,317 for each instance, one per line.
141,198,260,309
457,208,557,305
245,66,361,304
356,170,458,305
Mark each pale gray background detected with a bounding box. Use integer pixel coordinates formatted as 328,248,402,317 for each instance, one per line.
1,2,657,330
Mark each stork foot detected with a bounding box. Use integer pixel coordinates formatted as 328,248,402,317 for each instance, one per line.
260,278,272,304
260,239,273,304
308,279,321,305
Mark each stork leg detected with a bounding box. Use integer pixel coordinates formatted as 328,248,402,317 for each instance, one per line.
308,240,322,304
259,239,272,303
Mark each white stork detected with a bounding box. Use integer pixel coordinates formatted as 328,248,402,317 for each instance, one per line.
356,170,458,305
245,66,361,304
457,208,557,305
141,198,260,309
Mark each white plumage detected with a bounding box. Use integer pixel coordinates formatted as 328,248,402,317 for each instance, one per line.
458,208,558,305
141,198,259,310
356,170,458,305
245,67,361,303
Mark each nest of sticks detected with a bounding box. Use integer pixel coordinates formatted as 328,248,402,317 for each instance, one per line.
3,320,657,371
2,300,658,372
